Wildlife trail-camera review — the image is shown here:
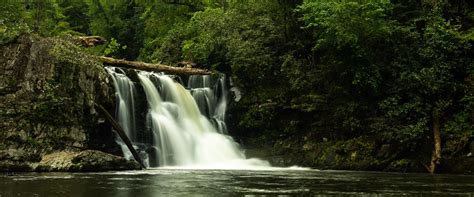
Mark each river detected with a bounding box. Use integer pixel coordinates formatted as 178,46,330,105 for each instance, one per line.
1,168,473,196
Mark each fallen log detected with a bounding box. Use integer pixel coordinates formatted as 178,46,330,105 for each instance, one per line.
75,36,107,47
97,56,212,75
70,36,210,75
95,103,146,169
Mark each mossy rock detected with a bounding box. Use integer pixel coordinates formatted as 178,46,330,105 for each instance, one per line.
36,150,141,172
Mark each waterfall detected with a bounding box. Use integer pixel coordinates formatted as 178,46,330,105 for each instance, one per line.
106,67,269,169
105,67,140,163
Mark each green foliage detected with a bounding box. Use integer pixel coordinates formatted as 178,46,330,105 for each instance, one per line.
292,1,473,144
137,1,194,62
181,8,227,65
28,0,74,36
104,38,126,58
290,94,324,112
149,22,190,64
0,0,82,44
374,11,472,142
298,1,394,92
0,2,30,44
240,104,277,131
57,0,90,34
290,1,398,137
85,0,144,59
154,2,288,91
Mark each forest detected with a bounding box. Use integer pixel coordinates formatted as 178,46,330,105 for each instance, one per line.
1,0,473,174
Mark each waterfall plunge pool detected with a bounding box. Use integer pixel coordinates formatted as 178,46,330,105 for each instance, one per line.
1,169,473,196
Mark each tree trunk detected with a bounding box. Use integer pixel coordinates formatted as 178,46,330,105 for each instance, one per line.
97,56,212,75
429,110,442,174
95,103,146,169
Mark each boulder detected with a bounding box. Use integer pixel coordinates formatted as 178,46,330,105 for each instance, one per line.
36,150,141,172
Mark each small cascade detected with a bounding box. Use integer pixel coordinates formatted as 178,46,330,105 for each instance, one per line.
106,67,269,169
188,75,228,134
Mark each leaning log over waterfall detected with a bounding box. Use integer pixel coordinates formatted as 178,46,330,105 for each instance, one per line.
94,103,146,169
97,56,212,75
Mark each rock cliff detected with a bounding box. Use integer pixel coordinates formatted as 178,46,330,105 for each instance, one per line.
0,35,139,172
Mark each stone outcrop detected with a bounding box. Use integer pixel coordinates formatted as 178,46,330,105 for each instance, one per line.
0,35,134,172
36,150,140,172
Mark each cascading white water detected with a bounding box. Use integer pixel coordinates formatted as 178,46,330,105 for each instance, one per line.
105,67,139,162
107,67,269,169
105,67,137,138
188,75,228,134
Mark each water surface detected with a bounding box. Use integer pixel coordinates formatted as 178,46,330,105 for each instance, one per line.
1,169,473,196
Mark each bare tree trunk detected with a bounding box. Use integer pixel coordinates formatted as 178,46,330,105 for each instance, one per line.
429,110,442,174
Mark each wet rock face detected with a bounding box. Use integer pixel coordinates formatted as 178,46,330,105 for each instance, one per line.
0,35,131,171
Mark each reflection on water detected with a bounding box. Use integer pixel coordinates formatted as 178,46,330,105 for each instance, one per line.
1,169,473,196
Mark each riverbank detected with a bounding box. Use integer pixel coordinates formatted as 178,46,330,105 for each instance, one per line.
242,135,474,175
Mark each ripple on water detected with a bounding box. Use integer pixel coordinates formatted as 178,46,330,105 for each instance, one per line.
13,175,74,181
